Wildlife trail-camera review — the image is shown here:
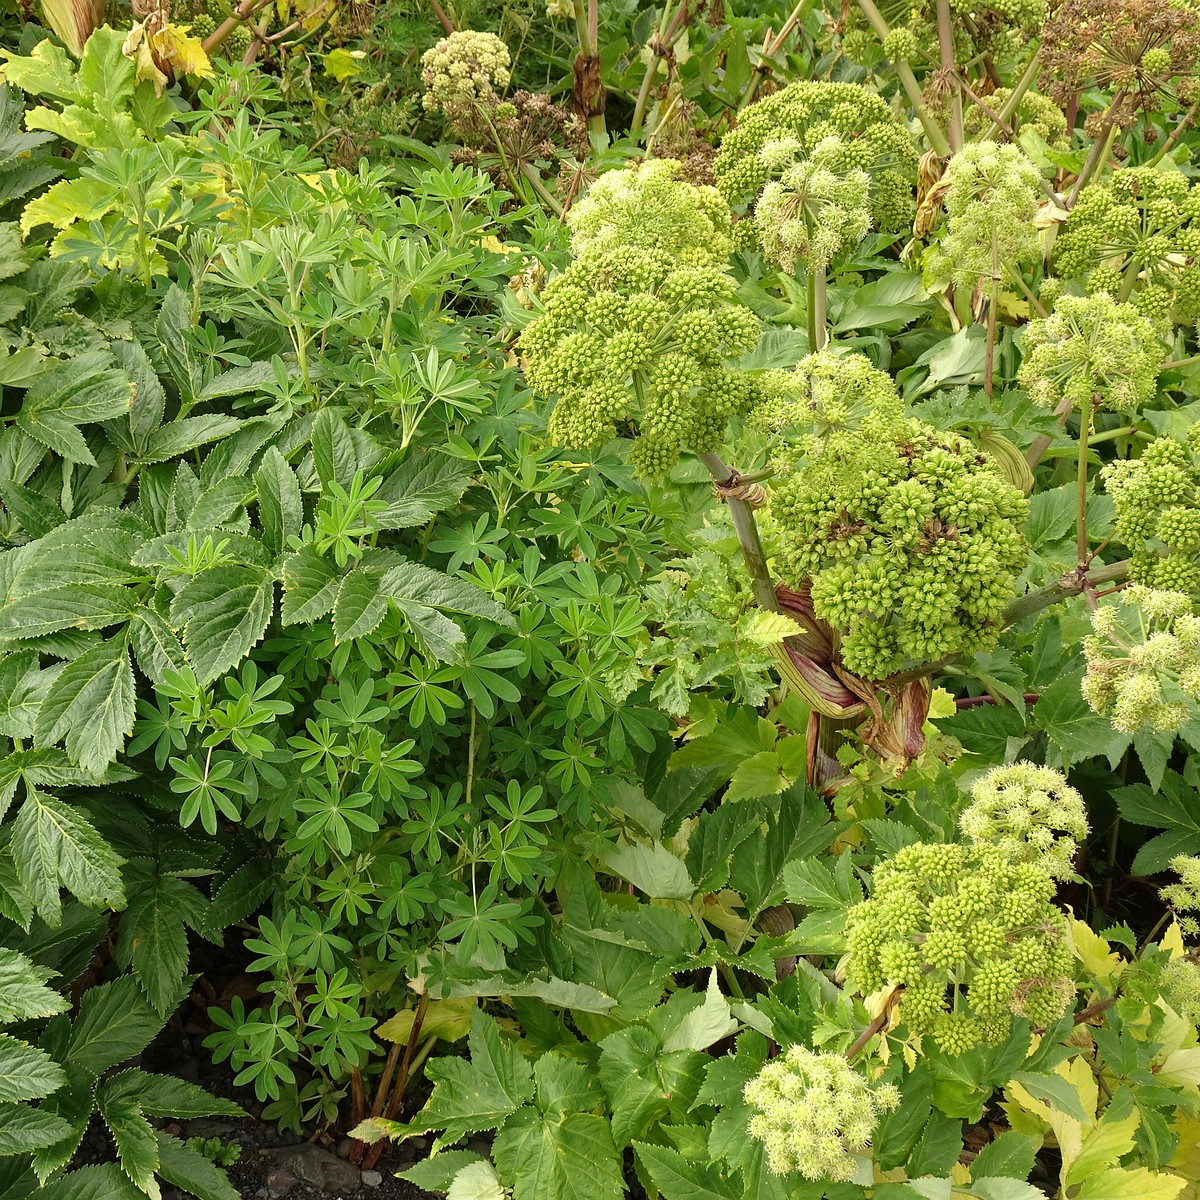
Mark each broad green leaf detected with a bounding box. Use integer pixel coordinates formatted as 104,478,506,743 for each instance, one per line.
379,559,514,661
15,352,132,465
139,416,241,463
0,948,69,1022
419,1011,534,1142
254,446,302,557
446,1160,505,1200
971,1181,1057,1200
1071,1168,1186,1200
11,790,124,925
108,339,165,453
0,1105,74,1154
400,1151,488,1193
34,639,136,773
156,286,204,409
633,1141,741,1200
1065,1106,1141,1187
0,40,84,103
598,1026,677,1146
1009,1071,1092,1125
97,1096,159,1200
374,452,472,529
600,840,693,900
0,478,63,538
280,548,340,625
0,1035,66,1103
660,970,738,1052
66,976,161,1075
311,408,359,490
0,583,138,639
493,1103,621,1200
333,570,387,644
968,1131,1039,1181
100,1069,243,1120
37,1163,146,1200
1034,671,1130,770
170,565,273,685
832,270,931,333
20,177,114,236
128,606,188,687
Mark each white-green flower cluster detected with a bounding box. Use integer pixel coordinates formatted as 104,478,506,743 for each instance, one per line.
420,31,511,119
1162,853,1200,918
1018,292,1163,413
743,1047,899,1181
933,143,1043,288
1082,584,1200,734
961,764,1088,880
752,135,872,275
567,157,733,267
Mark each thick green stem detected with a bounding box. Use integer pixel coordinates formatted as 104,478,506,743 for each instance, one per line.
936,0,963,153
1076,398,1094,570
1067,96,1124,208
630,1,683,137
983,52,1040,142
853,0,951,156
1147,100,1200,169
698,451,779,612
808,268,828,352
520,163,564,216
1001,558,1129,626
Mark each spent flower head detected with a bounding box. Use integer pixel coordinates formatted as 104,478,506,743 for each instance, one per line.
1082,584,1200,733
743,1047,899,1181
961,763,1089,880
1018,291,1163,413
846,841,1075,1047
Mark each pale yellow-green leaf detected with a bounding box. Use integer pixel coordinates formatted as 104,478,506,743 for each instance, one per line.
21,176,114,234
1067,915,1124,984
0,38,83,101
1073,1167,1187,1200
1065,1107,1141,1187
376,998,474,1046
601,839,693,899
347,1116,410,1145
1162,921,1188,958
446,1161,504,1200
741,609,804,647
661,969,738,1052
1169,1117,1200,1199
324,47,366,81
1157,1048,1200,1088
927,687,957,719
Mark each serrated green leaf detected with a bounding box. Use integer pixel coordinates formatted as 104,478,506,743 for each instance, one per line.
400,1150,487,1192
100,1069,244,1121
633,1141,740,1200
333,570,387,644
311,408,359,490
20,177,114,236
254,446,302,557
0,1104,74,1154
34,639,135,773
37,1163,146,1200
171,565,273,685
128,605,188,687
0,583,138,639
493,1104,622,1200
1034,671,1130,770
0,1035,65,1103
15,353,132,465
280,547,340,625
156,286,204,409
0,947,69,1022
66,976,161,1076
97,1095,159,1200
139,416,241,463
199,858,274,940
12,790,124,925
154,1131,239,1200
0,478,63,538
374,452,472,529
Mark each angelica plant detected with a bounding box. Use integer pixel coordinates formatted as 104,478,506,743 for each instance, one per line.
1104,431,1200,593
520,161,760,478
845,842,1076,1050
1054,168,1200,323
960,764,1088,880
765,360,1028,679
421,31,512,122
1081,584,1200,734
743,1047,900,1181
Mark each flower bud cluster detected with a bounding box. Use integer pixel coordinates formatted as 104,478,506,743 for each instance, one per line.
765,364,1028,679
1081,584,1200,734
932,143,1043,288
421,31,511,121
1103,432,1200,594
1053,169,1200,325
963,87,1069,148
1161,854,1200,917
845,842,1075,1048
520,162,760,478
752,135,872,274
1018,292,1163,413
960,764,1088,880
949,0,1045,27
713,81,918,252
743,1046,900,1181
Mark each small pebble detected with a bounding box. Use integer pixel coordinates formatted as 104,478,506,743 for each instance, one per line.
361,1170,383,1188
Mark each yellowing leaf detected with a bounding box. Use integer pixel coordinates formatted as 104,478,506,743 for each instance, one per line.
155,24,211,78
1162,921,1188,959
1169,1117,1200,1194
1065,1107,1141,1187
927,687,956,719
21,175,114,234
323,47,366,82
1073,1167,1187,1200
742,610,805,647
1158,1048,1200,1088
376,998,474,1046
1067,915,1124,984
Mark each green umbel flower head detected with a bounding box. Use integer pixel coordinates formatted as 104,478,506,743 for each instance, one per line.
766,364,1028,679
752,135,872,275
845,842,1075,1048
420,31,511,120
961,764,1088,880
1104,432,1200,593
714,81,918,252
520,164,760,478
1082,584,1200,734
963,87,1068,148
566,157,733,267
1053,169,1200,325
743,1047,900,1181
1018,292,1163,413
933,143,1043,288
